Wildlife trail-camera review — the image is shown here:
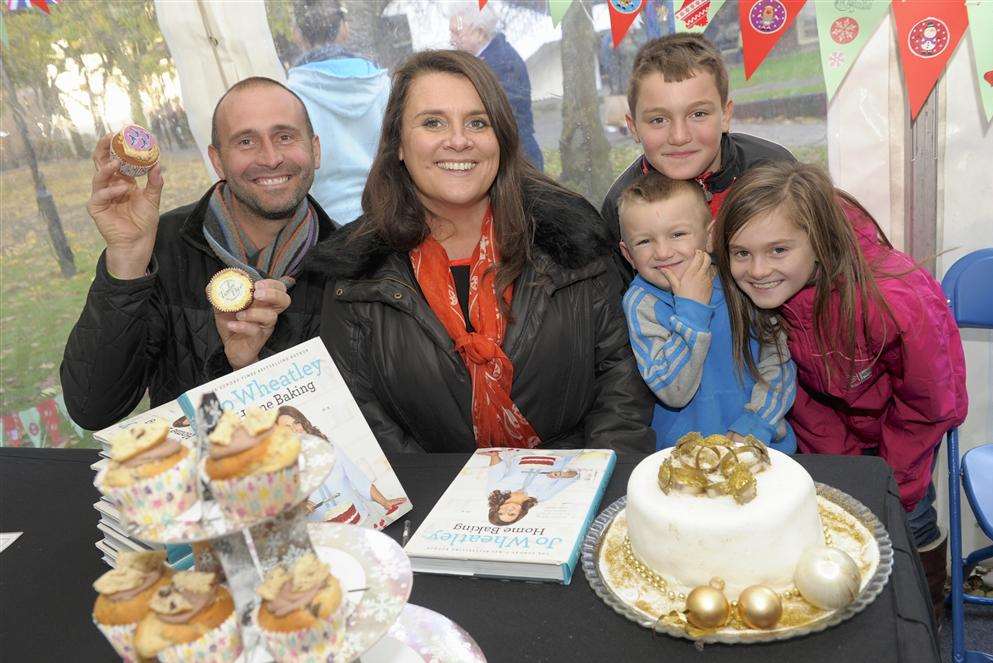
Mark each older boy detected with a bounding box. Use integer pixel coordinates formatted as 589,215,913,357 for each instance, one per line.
602,33,794,244
619,173,796,451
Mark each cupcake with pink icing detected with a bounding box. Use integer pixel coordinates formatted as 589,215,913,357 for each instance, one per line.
110,124,160,177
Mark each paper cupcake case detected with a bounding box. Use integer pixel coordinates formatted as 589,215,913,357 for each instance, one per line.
94,620,140,662
210,464,300,525
114,160,155,178
156,611,243,663
255,605,345,663
100,449,198,529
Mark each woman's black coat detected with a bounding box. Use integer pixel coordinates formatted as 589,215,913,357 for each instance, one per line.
304,187,655,453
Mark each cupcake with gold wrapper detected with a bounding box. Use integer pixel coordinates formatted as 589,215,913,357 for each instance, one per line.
134,571,242,662
255,553,346,662
205,407,301,524
206,268,254,313
111,125,160,177
95,418,197,529
92,550,173,661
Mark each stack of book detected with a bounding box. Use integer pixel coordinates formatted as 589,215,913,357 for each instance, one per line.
91,402,194,570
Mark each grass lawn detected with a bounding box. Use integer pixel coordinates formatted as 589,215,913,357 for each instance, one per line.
727,49,825,104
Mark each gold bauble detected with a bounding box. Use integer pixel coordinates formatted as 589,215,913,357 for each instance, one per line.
685,586,730,629
737,585,783,629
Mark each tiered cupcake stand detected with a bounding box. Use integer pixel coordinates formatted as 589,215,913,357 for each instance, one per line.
116,397,485,662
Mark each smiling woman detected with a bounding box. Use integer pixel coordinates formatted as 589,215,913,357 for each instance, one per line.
303,49,655,454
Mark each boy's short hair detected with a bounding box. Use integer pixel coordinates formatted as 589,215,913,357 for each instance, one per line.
627,33,729,115
618,172,709,229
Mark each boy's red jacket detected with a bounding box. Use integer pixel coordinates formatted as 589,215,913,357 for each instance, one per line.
782,199,968,511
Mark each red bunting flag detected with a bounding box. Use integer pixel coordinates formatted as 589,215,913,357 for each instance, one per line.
2,414,25,447
36,399,64,447
609,0,647,48
891,0,968,120
739,0,808,79
478,0,487,9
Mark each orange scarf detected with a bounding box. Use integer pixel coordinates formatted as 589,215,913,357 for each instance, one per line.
410,207,540,449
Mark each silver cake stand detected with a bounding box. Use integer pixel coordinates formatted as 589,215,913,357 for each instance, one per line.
581,482,894,644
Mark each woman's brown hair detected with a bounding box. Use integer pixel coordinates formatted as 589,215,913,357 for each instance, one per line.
357,49,577,310
487,490,538,526
713,162,893,387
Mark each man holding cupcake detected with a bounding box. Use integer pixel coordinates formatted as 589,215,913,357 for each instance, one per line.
61,78,335,430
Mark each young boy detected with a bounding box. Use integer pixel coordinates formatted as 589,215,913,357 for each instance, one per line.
602,33,794,245
619,173,796,451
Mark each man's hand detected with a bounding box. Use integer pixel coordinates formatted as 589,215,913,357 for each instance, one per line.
661,250,713,305
86,133,164,279
213,279,291,370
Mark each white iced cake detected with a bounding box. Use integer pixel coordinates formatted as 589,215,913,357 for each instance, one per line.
626,435,824,600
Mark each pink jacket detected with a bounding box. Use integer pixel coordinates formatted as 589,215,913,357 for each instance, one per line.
781,200,968,511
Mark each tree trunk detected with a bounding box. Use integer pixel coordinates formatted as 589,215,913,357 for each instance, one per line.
344,1,408,70
559,0,612,205
1,62,76,278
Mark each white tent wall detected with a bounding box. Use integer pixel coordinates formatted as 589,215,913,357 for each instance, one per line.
933,31,993,560
154,0,285,177
827,17,905,247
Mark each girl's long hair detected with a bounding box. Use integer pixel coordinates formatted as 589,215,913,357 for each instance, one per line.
713,162,893,387
356,49,577,312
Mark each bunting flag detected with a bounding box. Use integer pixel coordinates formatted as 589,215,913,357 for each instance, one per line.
17,407,44,447
966,0,993,121
55,393,87,440
36,398,65,447
815,1,891,101
892,0,969,120
549,0,575,27
674,0,727,33
609,0,647,48
478,0,487,9
5,0,55,12
2,414,26,447
739,0,808,79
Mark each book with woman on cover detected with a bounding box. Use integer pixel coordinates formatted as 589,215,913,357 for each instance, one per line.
404,448,616,583
95,338,411,530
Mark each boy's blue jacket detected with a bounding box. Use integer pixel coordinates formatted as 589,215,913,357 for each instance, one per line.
623,274,797,452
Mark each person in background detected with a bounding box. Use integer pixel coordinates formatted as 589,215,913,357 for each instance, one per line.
288,0,389,225
448,3,543,171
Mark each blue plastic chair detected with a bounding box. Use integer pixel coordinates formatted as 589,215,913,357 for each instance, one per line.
941,248,993,663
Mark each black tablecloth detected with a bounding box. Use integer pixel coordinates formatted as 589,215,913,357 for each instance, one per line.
0,448,939,662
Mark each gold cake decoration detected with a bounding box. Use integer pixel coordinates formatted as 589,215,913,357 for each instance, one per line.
657,432,771,504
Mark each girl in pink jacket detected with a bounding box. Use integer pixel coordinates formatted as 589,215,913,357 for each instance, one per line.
712,162,967,617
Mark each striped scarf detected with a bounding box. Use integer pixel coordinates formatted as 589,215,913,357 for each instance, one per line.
202,182,318,288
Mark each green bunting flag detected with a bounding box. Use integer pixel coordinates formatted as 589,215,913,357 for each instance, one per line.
815,1,891,102
966,0,993,121
550,0,575,27
673,0,727,33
